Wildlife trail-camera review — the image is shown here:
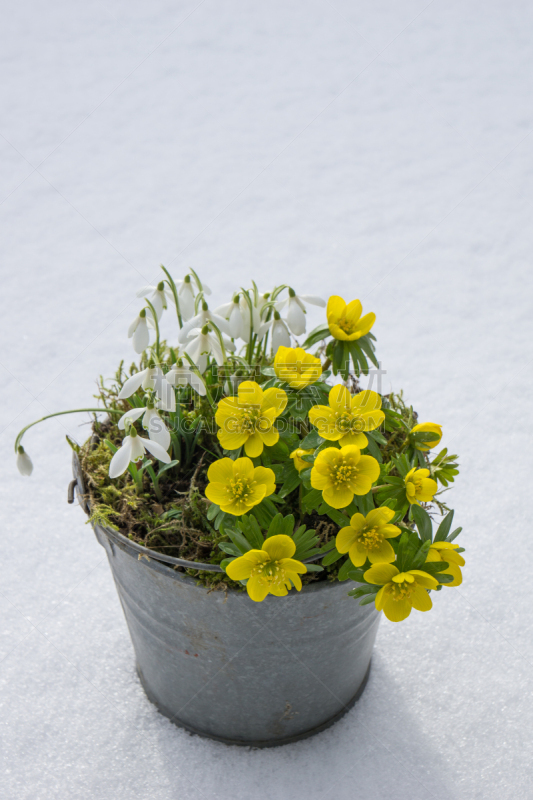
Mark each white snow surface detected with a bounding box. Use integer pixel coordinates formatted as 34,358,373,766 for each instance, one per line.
2,1,533,798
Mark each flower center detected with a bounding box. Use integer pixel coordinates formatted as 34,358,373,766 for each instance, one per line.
359,526,382,550
228,478,255,500
332,462,356,485
391,580,414,602
250,560,285,587
337,316,357,335
335,411,364,433
238,407,261,434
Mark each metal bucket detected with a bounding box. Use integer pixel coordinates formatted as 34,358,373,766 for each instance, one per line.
72,456,381,747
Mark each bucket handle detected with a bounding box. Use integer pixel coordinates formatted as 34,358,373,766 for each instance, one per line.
68,477,334,570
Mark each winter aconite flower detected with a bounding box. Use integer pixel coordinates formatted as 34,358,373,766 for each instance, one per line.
336,507,400,567
411,422,443,451
290,448,314,472
109,427,171,479
327,296,375,341
404,468,438,505
364,563,439,622
205,457,276,515
309,386,384,448
310,446,380,509
226,535,307,602
215,381,287,457
16,446,33,476
273,346,321,390
426,542,464,586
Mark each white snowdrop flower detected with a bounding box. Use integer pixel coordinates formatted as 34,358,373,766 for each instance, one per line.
271,311,291,353
277,288,326,336
215,295,246,339
128,308,152,354
136,281,171,320
16,446,33,476
109,428,171,479
166,363,206,396
118,367,175,411
185,325,235,373
178,301,231,344
118,403,171,450
239,296,271,343
174,275,197,321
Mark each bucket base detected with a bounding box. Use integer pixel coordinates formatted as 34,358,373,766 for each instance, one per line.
137,660,372,748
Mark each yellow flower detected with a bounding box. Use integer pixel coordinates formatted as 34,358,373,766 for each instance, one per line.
273,346,322,390
404,467,438,505
226,534,307,602
309,385,384,448
364,563,439,622
310,445,380,509
425,541,464,587
327,295,376,341
290,448,314,472
215,380,287,457
411,422,443,451
205,457,276,515
336,507,400,567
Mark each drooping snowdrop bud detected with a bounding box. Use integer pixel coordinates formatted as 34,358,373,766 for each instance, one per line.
118,366,175,411
277,288,326,336
16,446,33,476
185,324,235,373
175,274,196,321
136,282,170,320
215,295,245,339
178,301,231,344
166,362,206,396
109,427,171,479
271,311,291,353
128,308,151,354
118,401,171,450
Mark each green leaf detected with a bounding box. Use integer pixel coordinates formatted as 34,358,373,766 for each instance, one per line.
318,503,351,527
226,528,252,554
157,459,180,475
302,324,331,349
358,335,379,368
447,526,463,543
299,429,324,450
302,488,323,513
411,504,433,542
218,542,242,557
207,503,220,521
338,557,356,581
243,515,264,548
354,491,374,516
434,510,455,542
321,547,344,566
304,563,324,573
359,594,378,606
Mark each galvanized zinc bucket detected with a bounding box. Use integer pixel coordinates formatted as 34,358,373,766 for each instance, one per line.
71,455,380,747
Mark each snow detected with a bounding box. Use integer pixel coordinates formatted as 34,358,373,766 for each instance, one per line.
2,1,533,797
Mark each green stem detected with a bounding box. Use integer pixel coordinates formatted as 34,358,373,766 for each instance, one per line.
144,298,160,360
145,464,162,501
160,265,183,327
15,408,122,452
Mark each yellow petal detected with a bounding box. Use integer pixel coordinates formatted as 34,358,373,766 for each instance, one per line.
259,427,279,447
344,299,362,323
381,524,401,539
348,542,368,567
280,558,307,575
246,576,270,602
409,570,439,590
336,525,358,553
233,457,255,480
205,482,230,506
339,432,368,448
410,586,433,612
417,478,438,502
354,312,375,336
215,397,240,423
284,571,303,591
237,380,263,406
269,583,289,596
263,534,296,560
374,584,388,611
365,507,395,527
253,466,276,495
351,390,382,414
328,322,350,341
329,384,351,413
244,432,264,458
217,430,249,451
364,563,399,584
310,468,329,490
207,457,235,484
349,513,366,531
323,484,353,509
326,295,346,322
357,409,385,431
261,387,288,416
245,483,267,507
226,553,260,580
367,539,395,564
383,596,412,622
355,455,380,483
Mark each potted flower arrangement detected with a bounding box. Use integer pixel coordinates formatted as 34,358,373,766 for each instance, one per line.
15,267,463,747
